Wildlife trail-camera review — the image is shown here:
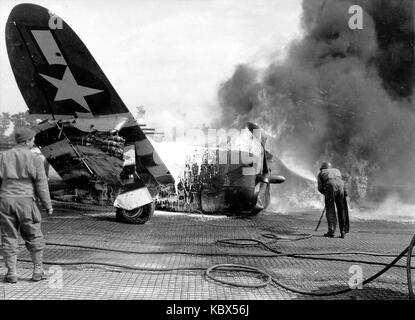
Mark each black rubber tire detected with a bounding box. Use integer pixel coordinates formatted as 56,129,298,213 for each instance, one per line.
115,201,155,224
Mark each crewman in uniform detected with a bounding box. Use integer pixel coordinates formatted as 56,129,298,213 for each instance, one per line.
0,127,53,283
317,161,349,238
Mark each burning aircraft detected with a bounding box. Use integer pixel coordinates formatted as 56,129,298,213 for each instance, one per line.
5,4,175,224
155,122,286,215
5,4,285,223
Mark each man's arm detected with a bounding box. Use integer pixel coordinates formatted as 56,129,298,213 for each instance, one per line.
33,156,52,212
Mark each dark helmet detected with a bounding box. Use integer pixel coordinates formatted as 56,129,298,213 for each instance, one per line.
320,161,332,170
14,127,36,144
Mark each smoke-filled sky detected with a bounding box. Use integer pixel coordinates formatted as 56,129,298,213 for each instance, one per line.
217,0,415,193
0,0,302,129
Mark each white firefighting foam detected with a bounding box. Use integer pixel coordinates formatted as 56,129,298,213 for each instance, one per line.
149,139,192,187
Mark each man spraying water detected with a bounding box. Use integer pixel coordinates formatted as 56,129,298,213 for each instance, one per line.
317,162,350,238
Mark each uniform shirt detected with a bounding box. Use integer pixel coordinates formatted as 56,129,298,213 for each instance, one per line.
317,167,342,195
0,144,52,210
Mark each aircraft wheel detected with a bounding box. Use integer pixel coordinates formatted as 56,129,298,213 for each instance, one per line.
116,201,155,224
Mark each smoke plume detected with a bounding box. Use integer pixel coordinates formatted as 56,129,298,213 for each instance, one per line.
216,0,415,203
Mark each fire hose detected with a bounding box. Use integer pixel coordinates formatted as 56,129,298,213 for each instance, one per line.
207,233,415,298
13,233,415,299
407,234,415,300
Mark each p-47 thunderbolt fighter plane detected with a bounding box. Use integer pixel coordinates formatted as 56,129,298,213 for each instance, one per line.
5,4,175,224
156,122,286,215
6,4,285,222
200,122,286,215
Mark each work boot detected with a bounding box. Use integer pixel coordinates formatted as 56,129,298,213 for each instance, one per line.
30,251,47,281
4,256,18,284
323,232,334,238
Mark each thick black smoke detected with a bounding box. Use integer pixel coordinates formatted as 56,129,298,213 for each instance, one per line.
217,0,415,202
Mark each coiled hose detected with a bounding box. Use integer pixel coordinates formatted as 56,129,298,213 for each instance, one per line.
46,202,414,297
207,233,415,298
15,233,414,299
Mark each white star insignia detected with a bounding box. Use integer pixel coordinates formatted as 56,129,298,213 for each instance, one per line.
39,67,103,113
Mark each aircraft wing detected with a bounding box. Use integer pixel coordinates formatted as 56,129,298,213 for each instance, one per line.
6,3,174,187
